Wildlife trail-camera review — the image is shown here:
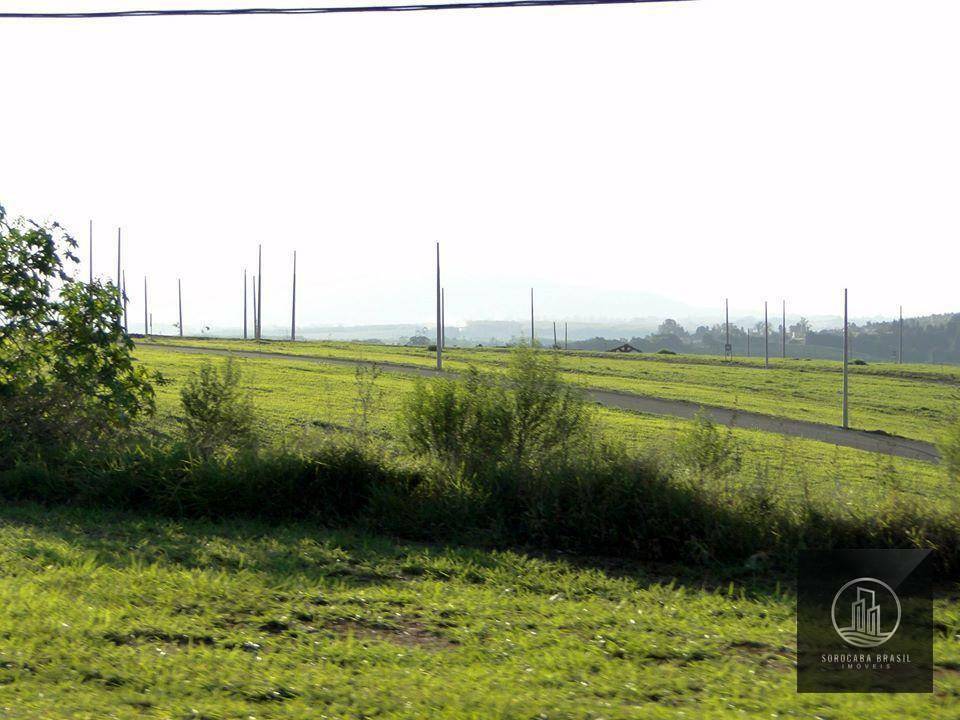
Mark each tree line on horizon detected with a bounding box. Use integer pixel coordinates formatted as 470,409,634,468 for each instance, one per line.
564,313,960,364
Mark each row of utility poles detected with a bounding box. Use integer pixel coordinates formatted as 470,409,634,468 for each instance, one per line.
724,297,788,369
93,223,305,342
90,229,908,433
721,290,905,430
240,245,299,342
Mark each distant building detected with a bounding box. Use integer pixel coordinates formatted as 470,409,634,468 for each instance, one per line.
608,342,641,353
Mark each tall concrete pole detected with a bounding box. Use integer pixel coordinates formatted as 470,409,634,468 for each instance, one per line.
842,288,849,429
243,268,248,340
530,288,535,346
553,321,557,349
782,300,786,358
256,244,263,340
143,276,148,336
178,279,184,337
177,278,183,337
291,251,297,342
252,276,258,339
435,242,442,370
116,228,121,306
764,301,769,369
725,298,730,359
564,321,568,350
899,305,903,364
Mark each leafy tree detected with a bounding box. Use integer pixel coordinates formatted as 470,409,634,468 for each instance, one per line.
658,318,688,337
0,204,156,462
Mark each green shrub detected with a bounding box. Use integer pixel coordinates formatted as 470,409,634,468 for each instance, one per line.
657,348,677,355
179,358,255,457
0,205,156,465
401,367,510,477
2,430,960,574
673,411,743,487
940,413,960,490
401,346,597,477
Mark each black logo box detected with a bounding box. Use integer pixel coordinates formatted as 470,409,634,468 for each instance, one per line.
797,549,933,693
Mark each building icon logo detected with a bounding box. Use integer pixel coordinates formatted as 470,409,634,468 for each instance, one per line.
831,577,901,648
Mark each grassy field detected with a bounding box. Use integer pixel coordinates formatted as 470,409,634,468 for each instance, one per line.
1,504,958,719
144,337,960,444
135,343,953,507
2,342,957,718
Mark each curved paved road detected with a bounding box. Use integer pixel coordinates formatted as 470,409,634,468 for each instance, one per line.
147,343,941,463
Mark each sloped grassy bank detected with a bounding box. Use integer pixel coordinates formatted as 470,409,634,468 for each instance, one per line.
3,429,959,577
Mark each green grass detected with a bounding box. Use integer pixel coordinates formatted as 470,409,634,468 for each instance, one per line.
2,343,957,717
135,344,954,508
144,337,960,444
1,504,957,719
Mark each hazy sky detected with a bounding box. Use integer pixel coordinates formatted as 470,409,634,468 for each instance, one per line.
1,0,958,332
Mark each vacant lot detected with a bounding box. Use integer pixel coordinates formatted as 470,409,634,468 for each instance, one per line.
148,338,960,444
1,504,957,719
135,343,952,508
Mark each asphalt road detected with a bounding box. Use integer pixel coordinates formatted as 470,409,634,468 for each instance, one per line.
147,343,941,463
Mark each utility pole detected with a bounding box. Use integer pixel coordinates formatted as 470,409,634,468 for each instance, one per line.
291,251,297,341
725,298,731,359
178,279,184,337
782,300,786,358
435,242,442,371
553,321,557,349
243,268,248,340
746,328,751,357
530,288,535,346
149,312,153,336
252,276,258,339
842,288,849,429
899,305,903,364
122,271,128,333
143,276,148,336
256,244,263,340
764,301,769,369
116,228,121,307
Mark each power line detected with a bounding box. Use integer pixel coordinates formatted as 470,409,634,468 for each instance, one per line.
0,0,692,20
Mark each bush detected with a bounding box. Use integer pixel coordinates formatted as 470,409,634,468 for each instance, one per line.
0,205,156,465
401,346,598,477
673,410,743,487
179,358,255,457
940,413,960,490
3,425,960,575
657,348,677,355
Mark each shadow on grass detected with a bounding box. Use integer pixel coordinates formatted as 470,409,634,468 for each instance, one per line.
0,502,795,601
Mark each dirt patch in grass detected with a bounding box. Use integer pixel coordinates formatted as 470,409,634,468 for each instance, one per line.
728,640,795,673
103,629,215,647
328,619,457,649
